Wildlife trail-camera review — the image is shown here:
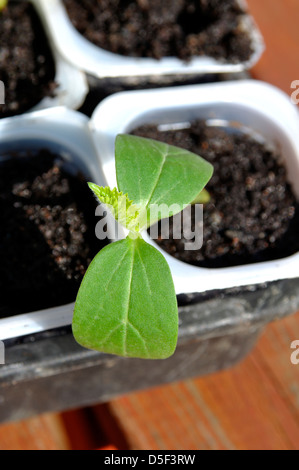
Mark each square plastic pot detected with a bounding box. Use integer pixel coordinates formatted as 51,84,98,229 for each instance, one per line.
90,80,299,294
36,0,265,83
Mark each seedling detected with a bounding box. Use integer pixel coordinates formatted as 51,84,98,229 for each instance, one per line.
73,134,213,360
0,0,7,12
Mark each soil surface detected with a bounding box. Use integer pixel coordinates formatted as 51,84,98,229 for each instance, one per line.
63,0,253,62
0,147,107,318
0,2,56,118
132,122,299,268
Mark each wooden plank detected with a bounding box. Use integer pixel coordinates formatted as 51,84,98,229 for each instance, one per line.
0,413,71,450
0,407,123,450
60,408,105,451
247,0,299,95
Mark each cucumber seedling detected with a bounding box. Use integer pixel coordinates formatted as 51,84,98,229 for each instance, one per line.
73,134,213,360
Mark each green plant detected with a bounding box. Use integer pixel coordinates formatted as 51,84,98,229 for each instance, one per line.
0,0,7,12
73,134,213,360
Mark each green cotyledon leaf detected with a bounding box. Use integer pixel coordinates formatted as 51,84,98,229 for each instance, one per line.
73,236,178,360
115,134,214,228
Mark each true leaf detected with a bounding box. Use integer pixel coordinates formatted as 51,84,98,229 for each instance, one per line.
73,236,178,360
115,134,213,228
87,183,140,231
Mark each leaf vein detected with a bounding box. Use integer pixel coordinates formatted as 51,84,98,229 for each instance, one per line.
127,322,150,358
136,245,153,297
122,242,135,356
104,246,130,293
99,324,123,348
145,145,170,209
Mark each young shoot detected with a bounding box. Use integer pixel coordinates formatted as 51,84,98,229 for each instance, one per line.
73,134,213,360
0,0,8,12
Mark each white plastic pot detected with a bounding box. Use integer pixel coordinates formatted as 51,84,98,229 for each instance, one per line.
0,107,106,340
21,0,88,112
90,80,299,294
35,0,265,79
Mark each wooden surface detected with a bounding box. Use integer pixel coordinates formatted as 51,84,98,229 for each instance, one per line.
0,0,299,450
248,0,299,95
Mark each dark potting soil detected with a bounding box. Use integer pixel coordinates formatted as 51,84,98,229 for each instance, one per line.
0,148,106,318
63,0,253,62
0,2,56,118
132,122,299,268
